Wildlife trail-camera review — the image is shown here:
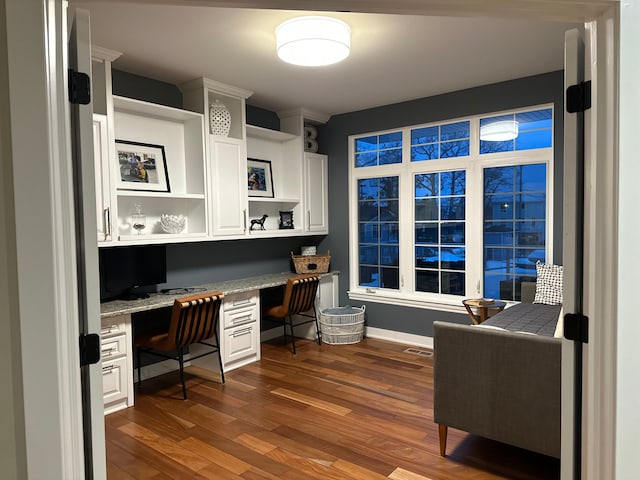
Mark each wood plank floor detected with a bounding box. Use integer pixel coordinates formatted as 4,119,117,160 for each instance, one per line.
105,337,560,479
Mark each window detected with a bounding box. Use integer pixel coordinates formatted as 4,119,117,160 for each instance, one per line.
415,170,466,295
358,176,399,288
483,164,546,301
350,106,553,308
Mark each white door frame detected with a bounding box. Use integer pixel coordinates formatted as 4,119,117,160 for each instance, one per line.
2,0,85,478
2,0,623,478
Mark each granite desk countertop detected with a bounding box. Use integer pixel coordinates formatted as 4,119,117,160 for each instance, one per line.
100,271,337,319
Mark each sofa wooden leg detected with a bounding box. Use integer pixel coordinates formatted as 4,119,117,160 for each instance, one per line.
438,424,448,457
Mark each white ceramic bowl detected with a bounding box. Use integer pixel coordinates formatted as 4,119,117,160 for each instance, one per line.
160,214,186,234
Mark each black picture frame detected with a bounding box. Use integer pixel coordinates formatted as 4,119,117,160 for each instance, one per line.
115,139,170,193
279,210,294,229
247,158,274,198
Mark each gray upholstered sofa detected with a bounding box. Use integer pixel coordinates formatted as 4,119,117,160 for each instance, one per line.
433,282,562,458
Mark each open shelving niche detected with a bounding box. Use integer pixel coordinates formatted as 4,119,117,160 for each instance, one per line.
112,95,208,244
246,124,304,236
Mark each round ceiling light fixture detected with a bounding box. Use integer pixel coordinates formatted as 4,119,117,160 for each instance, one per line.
480,120,519,141
276,16,351,67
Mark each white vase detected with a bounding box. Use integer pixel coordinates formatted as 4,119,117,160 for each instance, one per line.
209,99,231,136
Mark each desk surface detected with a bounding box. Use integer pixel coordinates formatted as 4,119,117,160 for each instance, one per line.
100,271,336,318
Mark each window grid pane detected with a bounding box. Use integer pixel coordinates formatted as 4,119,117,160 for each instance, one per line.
484,164,546,301
415,170,466,295
480,108,553,154
358,176,400,289
355,132,403,167
411,121,470,162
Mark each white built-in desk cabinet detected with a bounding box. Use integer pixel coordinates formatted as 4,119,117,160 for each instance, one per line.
99,272,339,414
91,48,333,413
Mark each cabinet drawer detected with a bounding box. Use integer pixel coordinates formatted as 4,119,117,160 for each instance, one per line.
224,291,258,312
222,322,258,366
102,356,128,407
101,334,127,360
223,305,258,329
100,316,127,338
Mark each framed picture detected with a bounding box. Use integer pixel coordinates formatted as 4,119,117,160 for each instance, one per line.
247,158,274,198
115,140,170,193
279,210,294,229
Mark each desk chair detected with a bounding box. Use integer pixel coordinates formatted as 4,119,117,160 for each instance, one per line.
262,274,321,354
135,291,224,400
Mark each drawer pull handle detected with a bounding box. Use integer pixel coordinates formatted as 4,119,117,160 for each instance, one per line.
232,314,252,324
102,364,115,373
233,327,252,337
101,325,119,335
101,347,116,356
233,299,252,306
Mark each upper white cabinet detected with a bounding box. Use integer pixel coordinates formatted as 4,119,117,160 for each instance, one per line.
92,68,330,246
180,78,253,237
246,125,304,236
93,114,114,242
304,152,329,234
92,46,121,245
112,96,208,243
279,108,330,235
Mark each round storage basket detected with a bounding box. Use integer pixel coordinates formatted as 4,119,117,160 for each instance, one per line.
320,305,366,345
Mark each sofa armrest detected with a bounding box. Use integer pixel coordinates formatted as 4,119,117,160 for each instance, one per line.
433,321,561,458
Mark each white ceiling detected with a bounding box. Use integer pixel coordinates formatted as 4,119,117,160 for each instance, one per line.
69,2,578,118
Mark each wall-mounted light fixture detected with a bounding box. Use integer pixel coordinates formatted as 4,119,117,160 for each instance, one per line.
276,16,351,67
480,120,519,141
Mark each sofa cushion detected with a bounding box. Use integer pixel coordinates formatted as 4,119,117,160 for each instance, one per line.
533,262,563,305
482,302,562,337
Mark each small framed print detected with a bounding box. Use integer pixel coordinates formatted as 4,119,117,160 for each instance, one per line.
116,140,170,193
279,210,294,229
247,158,274,198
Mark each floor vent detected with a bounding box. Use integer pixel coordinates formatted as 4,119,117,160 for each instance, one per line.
403,347,433,357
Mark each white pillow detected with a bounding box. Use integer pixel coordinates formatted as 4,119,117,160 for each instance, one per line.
533,262,563,305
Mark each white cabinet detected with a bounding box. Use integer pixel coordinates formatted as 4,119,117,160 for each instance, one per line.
93,114,114,243
101,315,133,414
246,125,304,236
220,291,260,371
112,96,208,243
180,77,253,239
304,152,329,234
208,137,247,236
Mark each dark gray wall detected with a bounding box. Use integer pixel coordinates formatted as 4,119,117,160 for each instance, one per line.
317,71,565,337
112,70,182,108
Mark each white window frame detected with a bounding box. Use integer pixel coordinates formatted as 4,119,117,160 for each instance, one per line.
348,104,555,313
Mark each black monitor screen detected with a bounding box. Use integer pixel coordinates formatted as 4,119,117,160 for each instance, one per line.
99,245,166,301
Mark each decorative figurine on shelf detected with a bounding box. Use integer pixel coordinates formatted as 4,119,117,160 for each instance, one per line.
250,214,268,231
279,210,294,230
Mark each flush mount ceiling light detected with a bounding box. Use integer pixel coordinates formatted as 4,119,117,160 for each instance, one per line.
276,16,351,67
480,120,519,141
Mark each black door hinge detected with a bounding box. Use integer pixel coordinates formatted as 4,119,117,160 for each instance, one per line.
79,333,101,366
566,80,591,113
68,69,91,105
564,313,589,343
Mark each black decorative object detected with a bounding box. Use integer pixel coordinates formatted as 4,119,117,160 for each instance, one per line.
250,214,268,231
279,210,294,229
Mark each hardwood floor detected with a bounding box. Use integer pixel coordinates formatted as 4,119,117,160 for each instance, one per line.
105,337,560,479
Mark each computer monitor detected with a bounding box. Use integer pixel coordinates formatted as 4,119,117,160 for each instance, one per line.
99,245,167,301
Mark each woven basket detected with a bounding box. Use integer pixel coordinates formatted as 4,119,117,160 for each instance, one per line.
291,250,330,274
320,305,366,345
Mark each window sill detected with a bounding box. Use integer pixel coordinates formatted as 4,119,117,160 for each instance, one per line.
347,289,468,314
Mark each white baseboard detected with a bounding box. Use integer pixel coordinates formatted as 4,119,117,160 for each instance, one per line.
364,326,434,349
